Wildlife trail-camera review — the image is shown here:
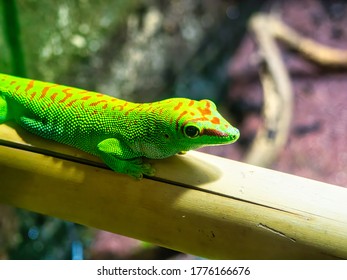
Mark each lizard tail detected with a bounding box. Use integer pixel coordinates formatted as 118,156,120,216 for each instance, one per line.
0,93,8,123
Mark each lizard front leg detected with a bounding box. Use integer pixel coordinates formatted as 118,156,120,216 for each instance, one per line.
97,138,155,179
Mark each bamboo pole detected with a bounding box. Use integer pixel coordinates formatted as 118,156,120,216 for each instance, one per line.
0,123,347,259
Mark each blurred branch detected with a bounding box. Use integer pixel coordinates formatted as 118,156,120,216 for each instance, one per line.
270,14,347,67
245,13,293,166
246,13,347,167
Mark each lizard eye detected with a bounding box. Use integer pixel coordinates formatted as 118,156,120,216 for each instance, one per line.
184,125,200,138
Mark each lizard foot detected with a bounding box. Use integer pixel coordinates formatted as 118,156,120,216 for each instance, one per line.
97,138,156,179
126,160,156,180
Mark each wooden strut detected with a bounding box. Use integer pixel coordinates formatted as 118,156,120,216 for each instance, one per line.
0,122,347,259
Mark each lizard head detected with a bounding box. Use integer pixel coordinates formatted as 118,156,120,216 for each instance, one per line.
173,98,239,147
141,98,240,158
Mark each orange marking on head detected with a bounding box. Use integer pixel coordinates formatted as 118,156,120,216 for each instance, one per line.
102,103,108,109
10,80,16,85
25,80,35,92
198,107,211,116
174,102,183,111
188,100,195,106
190,112,195,116
185,117,208,124
176,110,188,130
211,117,220,124
203,100,211,108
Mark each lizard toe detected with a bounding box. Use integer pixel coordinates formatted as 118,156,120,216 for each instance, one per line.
141,163,156,177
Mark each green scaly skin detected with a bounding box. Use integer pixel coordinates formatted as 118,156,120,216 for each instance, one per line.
0,73,240,179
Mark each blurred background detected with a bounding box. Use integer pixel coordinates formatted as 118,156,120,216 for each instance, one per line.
0,0,346,259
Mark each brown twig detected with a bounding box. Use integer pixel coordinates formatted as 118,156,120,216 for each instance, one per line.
245,13,347,167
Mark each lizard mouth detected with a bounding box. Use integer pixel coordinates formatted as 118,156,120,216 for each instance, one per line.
201,127,240,143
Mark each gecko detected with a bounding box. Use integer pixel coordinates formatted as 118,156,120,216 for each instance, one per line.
0,73,240,179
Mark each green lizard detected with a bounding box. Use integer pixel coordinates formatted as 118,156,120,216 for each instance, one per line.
0,73,239,179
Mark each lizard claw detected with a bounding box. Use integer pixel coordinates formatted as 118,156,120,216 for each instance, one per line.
130,162,155,180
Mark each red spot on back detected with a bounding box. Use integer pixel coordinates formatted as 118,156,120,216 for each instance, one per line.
112,105,123,111
50,92,58,101
30,92,37,101
62,88,74,94
90,100,107,106
81,95,91,101
188,100,195,106
10,80,16,85
124,103,142,115
66,99,78,108
25,80,35,92
40,85,57,99
144,106,153,113
59,90,73,103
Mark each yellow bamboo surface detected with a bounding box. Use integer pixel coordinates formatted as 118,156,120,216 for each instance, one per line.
0,123,347,259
